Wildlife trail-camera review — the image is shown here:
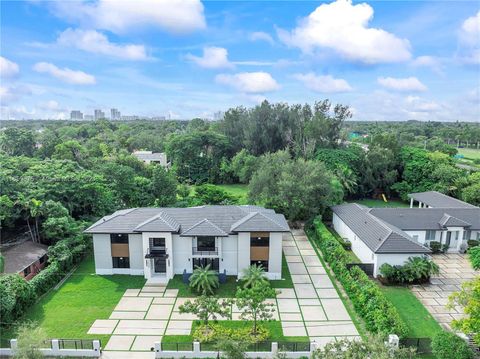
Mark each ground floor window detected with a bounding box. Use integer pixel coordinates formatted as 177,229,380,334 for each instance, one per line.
23,265,31,277
193,258,219,271
250,260,268,271
113,256,130,268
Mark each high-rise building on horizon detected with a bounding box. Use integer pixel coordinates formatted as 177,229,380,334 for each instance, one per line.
111,108,121,120
94,109,105,120
70,110,83,120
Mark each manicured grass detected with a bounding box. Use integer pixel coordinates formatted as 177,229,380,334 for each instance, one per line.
162,320,309,349
352,198,410,208
215,184,249,200
0,256,146,344
458,147,480,160
379,286,442,338
167,254,294,297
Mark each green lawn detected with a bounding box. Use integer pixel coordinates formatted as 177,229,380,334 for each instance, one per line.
0,256,146,344
457,147,480,160
162,320,309,350
166,254,294,297
352,198,410,208
379,286,442,338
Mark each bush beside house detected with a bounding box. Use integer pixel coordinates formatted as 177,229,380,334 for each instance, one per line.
468,246,480,270
379,257,439,285
431,331,474,359
311,218,407,337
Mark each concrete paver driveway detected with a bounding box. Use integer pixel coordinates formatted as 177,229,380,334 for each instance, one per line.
411,253,478,331
90,228,359,354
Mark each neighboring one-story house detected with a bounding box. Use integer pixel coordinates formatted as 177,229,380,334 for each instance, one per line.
2,241,48,280
132,150,168,166
332,192,480,277
84,205,290,283
332,203,430,277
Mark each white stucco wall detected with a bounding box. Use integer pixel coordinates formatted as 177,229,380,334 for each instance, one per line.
172,235,192,274
374,253,424,277
221,235,238,275
237,232,251,278
93,233,112,274
332,214,374,264
128,234,144,275
142,232,174,279
267,232,282,280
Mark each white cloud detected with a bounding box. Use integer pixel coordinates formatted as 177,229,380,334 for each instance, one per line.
277,0,411,64
249,31,274,45
51,0,206,34
458,11,480,64
215,72,280,93
58,28,148,61
406,96,441,112
377,76,427,92
411,56,444,74
186,47,233,69
0,56,20,79
0,84,32,104
293,72,352,93
33,62,96,85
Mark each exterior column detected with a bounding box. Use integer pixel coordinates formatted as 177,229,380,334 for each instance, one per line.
418,201,422,208
410,198,414,208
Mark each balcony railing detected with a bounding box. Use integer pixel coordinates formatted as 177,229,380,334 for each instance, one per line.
145,247,168,259
192,247,218,256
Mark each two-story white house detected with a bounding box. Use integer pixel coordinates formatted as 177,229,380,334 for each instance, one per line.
84,205,290,283
332,191,480,277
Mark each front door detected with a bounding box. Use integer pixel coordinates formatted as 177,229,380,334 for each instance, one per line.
446,232,451,248
154,258,166,273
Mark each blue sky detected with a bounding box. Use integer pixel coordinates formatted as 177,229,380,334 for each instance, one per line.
1,0,479,121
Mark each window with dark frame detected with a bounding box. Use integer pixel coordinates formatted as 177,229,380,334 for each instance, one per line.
250,260,268,271
110,233,129,244
250,236,269,247
23,265,32,277
193,257,219,271
112,257,130,268
197,236,216,251
426,230,436,241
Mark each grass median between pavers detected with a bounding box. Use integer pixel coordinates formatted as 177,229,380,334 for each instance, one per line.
161,320,309,350
0,255,146,345
167,254,294,297
379,286,442,339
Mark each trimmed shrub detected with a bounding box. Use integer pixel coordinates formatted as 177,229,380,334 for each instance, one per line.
0,275,36,326
429,241,441,253
379,257,439,284
193,323,269,343
468,246,480,270
467,240,479,249
431,331,473,359
312,218,407,337
29,262,63,296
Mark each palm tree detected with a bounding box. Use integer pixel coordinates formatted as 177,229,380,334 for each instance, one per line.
405,257,439,282
241,264,268,288
189,264,219,295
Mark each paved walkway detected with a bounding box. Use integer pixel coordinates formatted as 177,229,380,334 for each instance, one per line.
410,253,478,331
90,229,359,354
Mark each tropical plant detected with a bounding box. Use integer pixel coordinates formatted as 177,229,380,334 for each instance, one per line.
215,338,249,359
468,246,480,270
189,264,219,295
448,276,480,345
403,256,439,281
179,295,231,329
241,264,268,288
13,322,47,359
431,331,474,359
235,282,276,335
429,241,442,253
311,335,416,359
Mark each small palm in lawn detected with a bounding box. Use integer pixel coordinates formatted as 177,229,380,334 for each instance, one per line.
189,264,219,295
241,264,268,288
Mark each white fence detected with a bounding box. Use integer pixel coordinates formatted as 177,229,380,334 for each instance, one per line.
154,341,317,358
0,339,101,357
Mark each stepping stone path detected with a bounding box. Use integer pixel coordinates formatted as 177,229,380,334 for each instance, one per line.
410,253,478,331
89,228,359,354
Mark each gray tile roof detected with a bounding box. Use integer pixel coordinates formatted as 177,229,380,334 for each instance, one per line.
408,191,477,208
2,241,48,273
332,203,430,254
370,207,480,230
85,205,290,235
181,219,229,237
133,152,167,162
438,214,472,228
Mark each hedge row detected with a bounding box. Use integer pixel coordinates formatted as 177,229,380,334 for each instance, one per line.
311,218,408,337
0,234,91,327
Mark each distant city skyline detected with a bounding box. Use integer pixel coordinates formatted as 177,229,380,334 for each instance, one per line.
1,1,479,122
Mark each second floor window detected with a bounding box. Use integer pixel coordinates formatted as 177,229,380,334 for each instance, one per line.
251,236,269,247
197,236,215,251
111,233,128,244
